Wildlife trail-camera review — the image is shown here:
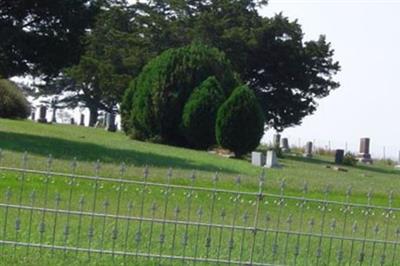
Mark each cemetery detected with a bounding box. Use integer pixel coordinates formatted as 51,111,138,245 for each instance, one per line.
1,0,399,265
1,118,400,265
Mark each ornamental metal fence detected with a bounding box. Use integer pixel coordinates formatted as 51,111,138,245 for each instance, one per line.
0,151,400,265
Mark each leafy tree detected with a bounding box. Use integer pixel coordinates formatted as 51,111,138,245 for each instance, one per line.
247,16,340,131
21,0,339,132
182,77,225,149
0,79,30,119
122,43,238,145
120,80,136,133
39,4,141,126
126,1,340,132
216,85,264,157
0,0,101,78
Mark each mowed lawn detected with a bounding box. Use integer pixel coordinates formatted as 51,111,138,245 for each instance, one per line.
1,118,400,265
1,118,399,196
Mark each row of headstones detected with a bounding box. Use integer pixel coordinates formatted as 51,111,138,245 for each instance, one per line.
251,150,279,168
252,136,375,167
31,106,117,132
292,138,374,165
302,138,373,165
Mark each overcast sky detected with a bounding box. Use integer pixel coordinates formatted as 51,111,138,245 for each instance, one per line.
260,0,400,159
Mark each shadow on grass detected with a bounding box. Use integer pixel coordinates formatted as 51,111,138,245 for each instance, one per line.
0,131,238,174
285,154,400,176
284,154,332,166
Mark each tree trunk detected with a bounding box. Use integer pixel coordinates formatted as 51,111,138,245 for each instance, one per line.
88,105,98,127
51,108,57,123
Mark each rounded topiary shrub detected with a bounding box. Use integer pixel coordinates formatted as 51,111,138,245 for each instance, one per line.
0,79,30,119
120,79,136,134
182,76,225,149
216,85,264,157
121,43,238,145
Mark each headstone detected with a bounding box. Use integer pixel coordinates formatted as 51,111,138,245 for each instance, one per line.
70,118,75,125
31,111,35,121
265,150,279,168
335,149,344,164
357,138,373,164
395,151,400,169
37,106,47,123
273,134,281,149
251,151,266,167
304,141,313,158
79,114,85,126
104,112,109,127
106,113,117,132
281,138,290,152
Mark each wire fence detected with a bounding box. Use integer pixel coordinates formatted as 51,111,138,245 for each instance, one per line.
0,152,400,265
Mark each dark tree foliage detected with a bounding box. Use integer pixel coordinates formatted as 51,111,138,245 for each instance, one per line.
127,1,340,131
182,76,225,149
11,0,340,133
0,79,30,119
248,16,340,131
122,43,238,145
39,4,139,126
188,7,340,131
120,80,136,133
0,0,101,78
216,85,264,157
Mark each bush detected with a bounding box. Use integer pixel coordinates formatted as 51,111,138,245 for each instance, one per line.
343,152,358,166
382,158,394,166
0,79,30,119
216,85,264,157
182,77,225,149
121,43,238,145
120,79,136,134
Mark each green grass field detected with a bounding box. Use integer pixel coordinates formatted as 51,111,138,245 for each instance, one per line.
1,118,400,265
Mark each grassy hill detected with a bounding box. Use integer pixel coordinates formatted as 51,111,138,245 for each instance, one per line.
1,118,400,265
0,118,399,197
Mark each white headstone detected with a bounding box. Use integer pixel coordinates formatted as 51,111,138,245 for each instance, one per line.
398,150,400,164
251,152,265,167
396,151,400,169
265,150,279,168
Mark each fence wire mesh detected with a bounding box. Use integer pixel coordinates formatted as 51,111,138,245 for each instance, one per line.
0,151,399,265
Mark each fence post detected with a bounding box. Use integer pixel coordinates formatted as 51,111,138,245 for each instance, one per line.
249,169,265,264
182,171,196,261
226,176,242,265
14,152,28,253
272,179,286,264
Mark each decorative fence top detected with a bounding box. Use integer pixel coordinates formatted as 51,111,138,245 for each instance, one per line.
0,151,399,265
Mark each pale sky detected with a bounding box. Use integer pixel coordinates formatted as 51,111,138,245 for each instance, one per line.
260,0,400,159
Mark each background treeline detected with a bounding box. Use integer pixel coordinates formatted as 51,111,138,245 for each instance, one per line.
0,0,340,154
